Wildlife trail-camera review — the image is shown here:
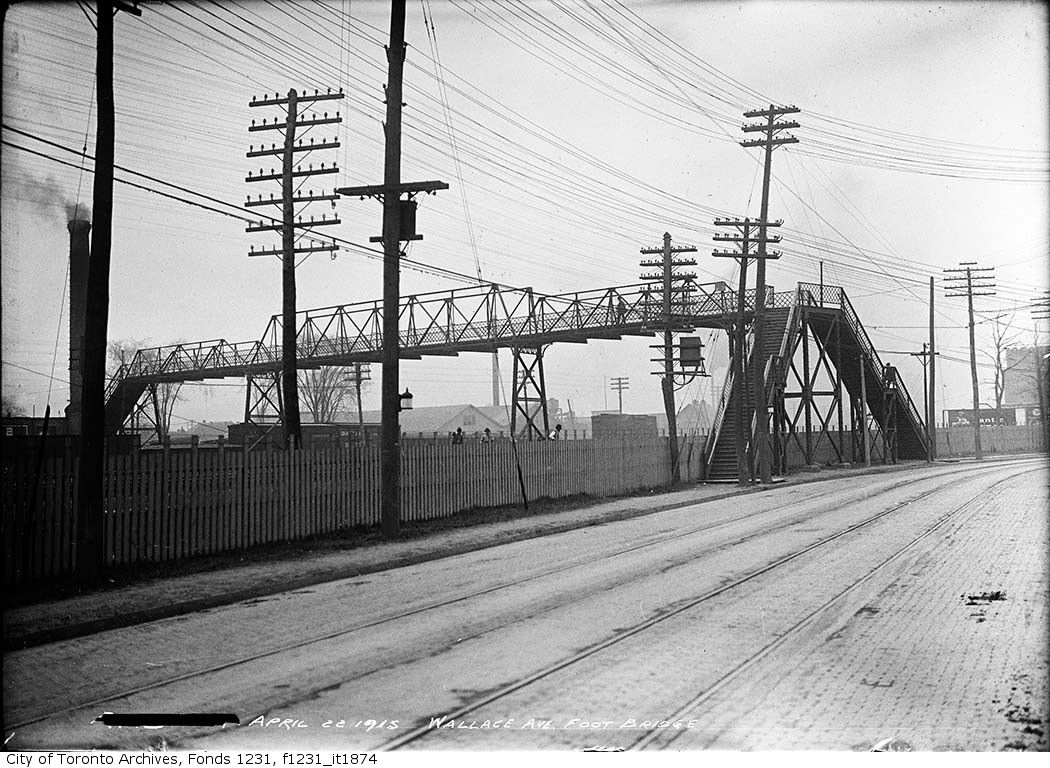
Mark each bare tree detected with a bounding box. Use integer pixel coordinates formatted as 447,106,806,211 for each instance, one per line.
298,364,369,424
2,394,26,417
108,339,184,444
981,315,1026,409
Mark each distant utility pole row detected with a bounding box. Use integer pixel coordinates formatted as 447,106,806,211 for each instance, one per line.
944,261,996,460
609,376,630,414
246,87,345,449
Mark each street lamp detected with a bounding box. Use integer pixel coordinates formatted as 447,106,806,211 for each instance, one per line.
399,388,414,412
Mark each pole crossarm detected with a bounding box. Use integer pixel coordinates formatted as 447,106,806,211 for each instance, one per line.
249,90,345,108
743,105,801,118
247,140,341,158
742,121,800,133
245,216,340,233
335,180,450,200
249,116,342,132
248,244,338,258
713,249,782,259
246,167,338,183
245,192,340,208
741,136,799,149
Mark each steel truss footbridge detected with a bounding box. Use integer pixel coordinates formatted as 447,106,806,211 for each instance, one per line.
106,279,929,472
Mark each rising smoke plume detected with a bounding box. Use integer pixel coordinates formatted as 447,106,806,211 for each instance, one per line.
14,167,91,222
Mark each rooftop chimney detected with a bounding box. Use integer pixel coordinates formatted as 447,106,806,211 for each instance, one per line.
66,217,92,434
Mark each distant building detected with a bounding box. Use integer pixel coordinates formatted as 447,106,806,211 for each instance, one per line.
359,403,509,439
1002,345,1049,408
2,415,71,438
591,413,659,439
227,421,381,450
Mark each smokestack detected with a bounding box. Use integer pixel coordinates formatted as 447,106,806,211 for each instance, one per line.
67,217,92,434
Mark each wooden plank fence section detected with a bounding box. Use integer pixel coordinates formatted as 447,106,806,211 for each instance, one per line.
2,434,706,586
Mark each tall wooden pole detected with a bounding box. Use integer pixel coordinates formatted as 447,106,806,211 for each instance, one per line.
661,233,681,483
380,0,407,537
75,0,116,579
860,354,870,467
945,262,994,461
1035,328,1048,452
965,269,983,460
928,275,937,459
752,115,774,484
735,223,750,485
741,104,799,483
281,88,302,449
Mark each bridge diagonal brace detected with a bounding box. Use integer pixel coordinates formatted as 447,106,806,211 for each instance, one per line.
243,371,284,450
120,385,161,446
806,316,846,464
510,346,550,440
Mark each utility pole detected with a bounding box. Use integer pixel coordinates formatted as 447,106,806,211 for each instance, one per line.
819,260,824,307
337,0,447,537
944,262,996,460
714,216,782,485
491,353,500,407
353,363,371,441
928,275,937,459
860,354,870,467
1031,292,1049,450
247,88,344,449
910,342,935,461
75,0,141,581
610,376,630,414
741,104,799,484
1035,339,1048,452
641,232,697,484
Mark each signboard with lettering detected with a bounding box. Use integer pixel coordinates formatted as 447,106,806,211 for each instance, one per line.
945,408,1017,427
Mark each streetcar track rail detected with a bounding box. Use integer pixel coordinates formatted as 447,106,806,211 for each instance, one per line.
2,466,929,731
629,472,1021,750
6,457,1035,654
5,459,1038,739
374,465,1032,750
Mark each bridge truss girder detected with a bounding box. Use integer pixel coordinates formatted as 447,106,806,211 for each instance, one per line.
771,306,899,472
510,346,550,440
105,279,751,435
243,372,285,451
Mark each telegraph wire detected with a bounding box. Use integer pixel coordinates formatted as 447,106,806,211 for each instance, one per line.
2,129,500,288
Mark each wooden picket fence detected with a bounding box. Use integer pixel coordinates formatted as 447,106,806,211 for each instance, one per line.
2,434,706,586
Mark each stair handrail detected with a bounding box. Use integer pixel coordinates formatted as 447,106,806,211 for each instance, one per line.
778,285,806,362
704,327,752,471
745,289,803,460
831,285,928,453
105,364,127,401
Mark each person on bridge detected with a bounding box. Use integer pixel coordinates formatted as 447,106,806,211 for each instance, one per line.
451,428,464,444
616,297,628,324
548,424,563,440
480,428,494,444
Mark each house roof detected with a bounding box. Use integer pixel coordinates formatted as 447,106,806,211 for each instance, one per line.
357,404,508,435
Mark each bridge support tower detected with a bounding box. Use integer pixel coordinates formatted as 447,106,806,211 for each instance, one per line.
511,346,550,440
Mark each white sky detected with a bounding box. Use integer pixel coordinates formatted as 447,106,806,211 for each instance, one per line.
2,0,1048,430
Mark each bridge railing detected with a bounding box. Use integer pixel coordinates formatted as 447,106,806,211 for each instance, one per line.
114,279,754,385
705,329,750,473
798,282,926,447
